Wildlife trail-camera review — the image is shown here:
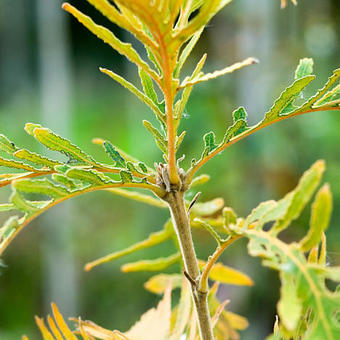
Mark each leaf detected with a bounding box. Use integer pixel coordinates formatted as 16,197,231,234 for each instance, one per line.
0,156,41,172
138,68,159,106
244,200,277,229
121,253,181,272
13,178,70,199
143,120,168,154
175,53,207,125
14,149,61,169
300,184,332,251
175,131,186,151
271,160,325,235
10,191,47,215
124,285,171,340
277,271,302,331
105,188,167,208
191,198,224,217
85,223,173,271
203,132,218,153
51,303,78,340
179,57,258,88
222,118,247,144
298,68,340,110
232,106,247,122
0,134,17,154
100,67,164,123
170,279,192,340
190,174,210,188
0,203,15,212
52,174,78,190
295,58,314,80
174,27,204,78
29,125,98,166
138,162,148,173
263,75,315,122
120,170,133,183
66,168,113,186
198,260,254,286
102,141,126,167
62,3,159,81
144,274,182,294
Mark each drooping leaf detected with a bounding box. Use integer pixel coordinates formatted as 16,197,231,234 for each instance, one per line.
121,253,181,273
198,260,253,286
144,274,182,294
271,160,325,235
299,183,332,251
85,222,173,271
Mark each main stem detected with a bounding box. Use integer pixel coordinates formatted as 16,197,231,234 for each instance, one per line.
166,190,214,340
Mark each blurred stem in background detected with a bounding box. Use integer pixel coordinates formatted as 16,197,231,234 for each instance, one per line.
36,0,77,317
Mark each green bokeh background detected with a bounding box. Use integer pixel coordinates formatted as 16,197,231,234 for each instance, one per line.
0,0,339,339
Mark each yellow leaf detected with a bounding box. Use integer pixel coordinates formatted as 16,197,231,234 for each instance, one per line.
125,285,172,340
198,260,253,286
144,274,182,294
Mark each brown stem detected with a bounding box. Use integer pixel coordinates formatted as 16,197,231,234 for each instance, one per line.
166,190,214,340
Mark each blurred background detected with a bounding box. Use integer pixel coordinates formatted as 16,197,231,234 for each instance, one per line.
0,0,339,339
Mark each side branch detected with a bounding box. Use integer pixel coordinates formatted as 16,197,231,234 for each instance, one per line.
186,105,340,185
0,181,164,257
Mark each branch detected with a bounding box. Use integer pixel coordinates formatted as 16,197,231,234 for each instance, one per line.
186,105,340,185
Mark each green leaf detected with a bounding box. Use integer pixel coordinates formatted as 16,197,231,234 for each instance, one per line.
278,271,302,331
175,53,207,125
175,131,186,151
0,156,41,172
13,149,61,169
300,184,332,251
52,174,78,190
85,222,173,271
174,27,204,78
62,3,159,81
121,253,181,272
203,132,218,153
191,198,224,217
120,170,133,183
271,160,325,235
0,134,17,154
263,75,315,122
10,191,47,215
244,200,277,229
138,162,148,173
143,120,168,154
29,125,98,166
295,58,314,80
0,216,20,241
232,106,247,122
222,119,247,144
298,68,340,110
0,203,15,212
100,67,165,123
190,174,210,188
66,168,113,186
139,68,159,106
13,178,71,199
103,141,126,167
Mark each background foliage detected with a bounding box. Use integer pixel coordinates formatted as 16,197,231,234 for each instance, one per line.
0,0,339,339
